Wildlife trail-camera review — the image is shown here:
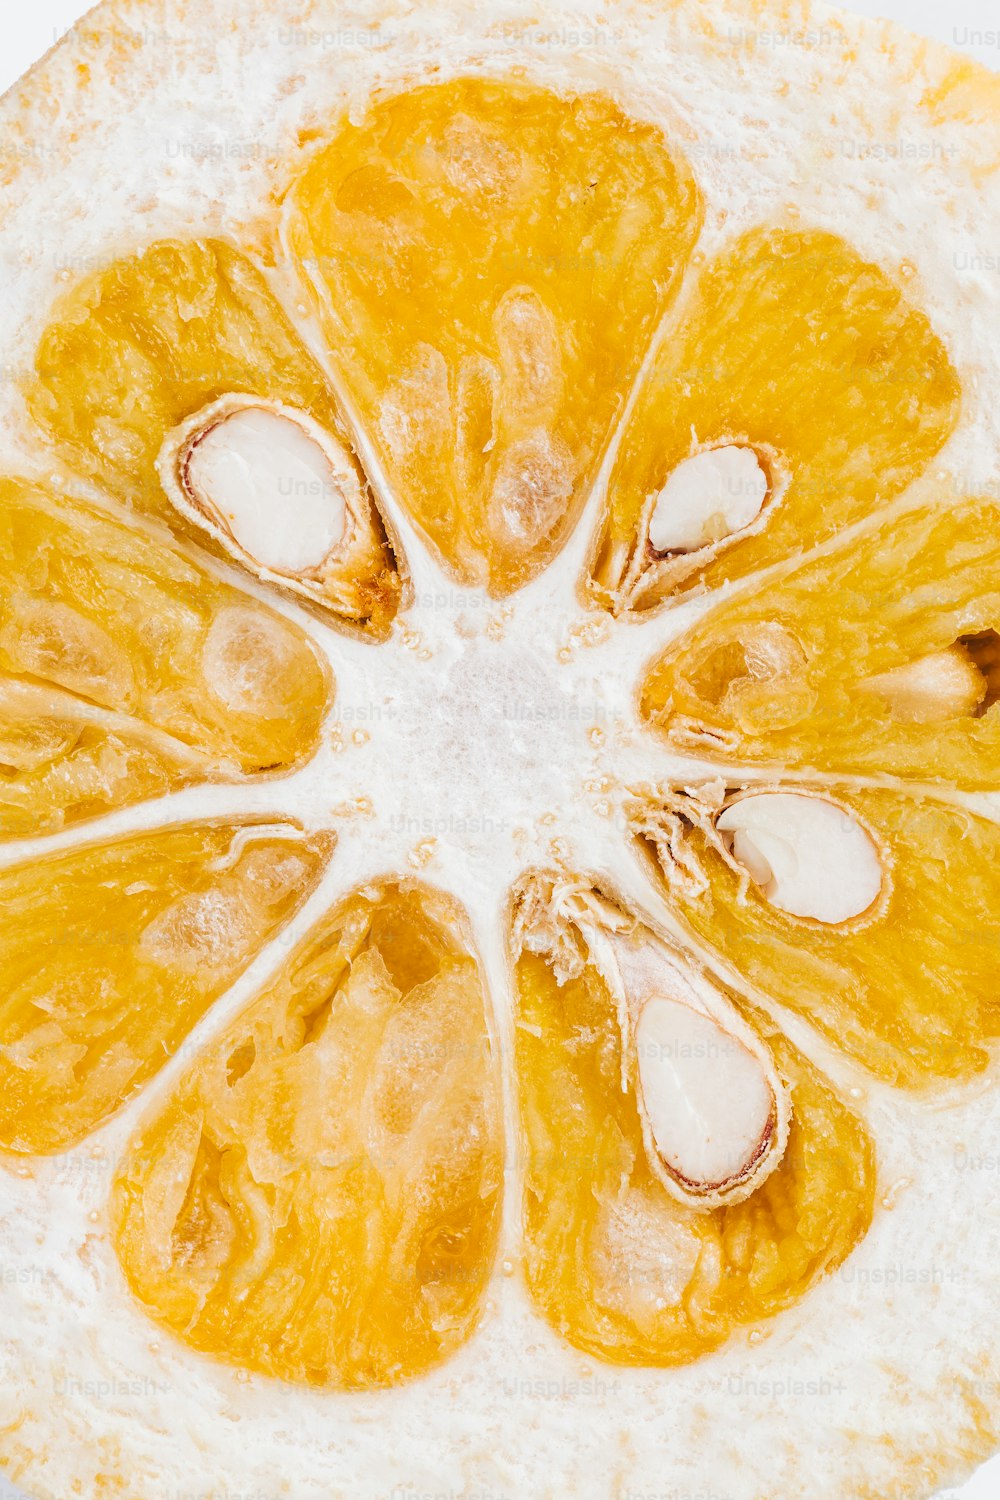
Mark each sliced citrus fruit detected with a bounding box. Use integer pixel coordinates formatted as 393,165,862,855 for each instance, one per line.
112,881,502,1388
285,77,702,594
1,3,999,1500
30,240,403,637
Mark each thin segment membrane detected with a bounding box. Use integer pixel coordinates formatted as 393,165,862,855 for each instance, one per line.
285,77,702,594
29,239,401,637
593,228,960,611
112,883,504,1389
0,822,333,1154
641,500,1000,789
0,476,329,837
515,949,874,1364
634,785,1000,1088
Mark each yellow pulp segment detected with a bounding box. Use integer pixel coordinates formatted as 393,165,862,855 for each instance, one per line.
0,822,332,1154
29,239,401,636
641,500,1000,789
515,950,874,1364
285,77,702,594
594,228,960,607
0,476,329,836
112,883,504,1389
637,786,1000,1088
0,676,212,840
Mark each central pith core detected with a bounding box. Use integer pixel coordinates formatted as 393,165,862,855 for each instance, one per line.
319,583,631,889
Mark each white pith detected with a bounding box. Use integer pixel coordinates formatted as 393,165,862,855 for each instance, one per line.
0,1,998,1499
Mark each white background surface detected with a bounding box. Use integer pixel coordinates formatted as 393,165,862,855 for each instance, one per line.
0,1,997,1498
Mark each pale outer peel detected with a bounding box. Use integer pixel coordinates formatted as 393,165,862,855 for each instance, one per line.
1,0,1000,1498
157,394,365,597
647,444,769,554
717,790,885,924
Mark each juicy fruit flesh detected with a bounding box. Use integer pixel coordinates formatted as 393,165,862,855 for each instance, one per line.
0,676,212,841
515,950,874,1364
30,240,401,637
112,884,503,1389
0,823,332,1154
642,500,1000,789
638,786,1000,1089
593,228,960,610
0,478,329,836
285,77,702,594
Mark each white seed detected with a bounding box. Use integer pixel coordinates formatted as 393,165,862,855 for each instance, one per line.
510,875,791,1208
860,647,985,723
635,997,775,1193
648,445,768,554
717,791,883,923
602,926,788,1207
181,405,348,574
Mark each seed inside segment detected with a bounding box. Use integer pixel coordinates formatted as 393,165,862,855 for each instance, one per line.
599,920,790,1207
635,997,775,1192
648,446,768,555
180,404,350,575
860,643,991,723
514,887,875,1366
717,791,883,923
